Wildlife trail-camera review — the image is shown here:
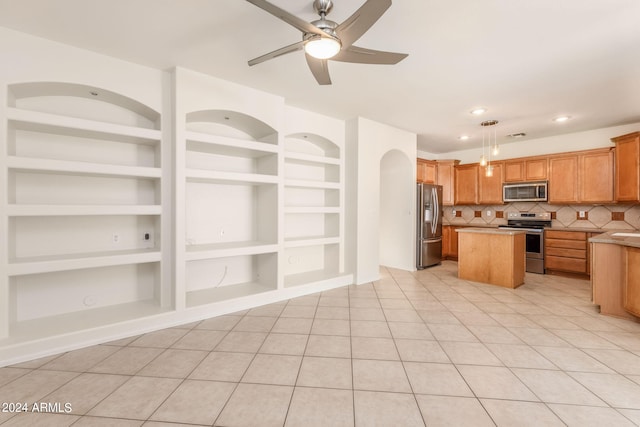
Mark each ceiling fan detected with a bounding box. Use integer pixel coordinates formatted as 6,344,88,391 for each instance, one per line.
245,0,408,85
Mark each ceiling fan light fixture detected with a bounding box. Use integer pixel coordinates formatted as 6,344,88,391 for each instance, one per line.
304,35,341,59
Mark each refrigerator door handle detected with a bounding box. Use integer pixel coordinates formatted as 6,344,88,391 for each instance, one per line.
431,188,439,236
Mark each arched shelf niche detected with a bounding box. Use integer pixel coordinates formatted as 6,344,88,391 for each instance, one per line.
186,109,277,144
8,81,160,130
285,132,339,158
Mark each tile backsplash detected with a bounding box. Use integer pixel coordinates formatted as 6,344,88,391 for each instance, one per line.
443,203,640,230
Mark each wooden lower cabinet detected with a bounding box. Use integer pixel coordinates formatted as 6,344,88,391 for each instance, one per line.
624,247,640,317
592,242,640,320
442,225,459,260
545,230,588,275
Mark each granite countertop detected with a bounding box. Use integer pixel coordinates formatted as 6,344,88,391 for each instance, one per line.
443,223,635,234
589,230,640,249
455,227,526,235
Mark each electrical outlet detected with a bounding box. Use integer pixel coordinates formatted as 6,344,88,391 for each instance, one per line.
112,233,119,243
579,211,586,219
219,228,225,237
452,209,457,216
143,232,151,241
487,210,492,217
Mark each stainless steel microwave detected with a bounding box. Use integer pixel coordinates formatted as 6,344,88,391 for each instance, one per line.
503,181,548,202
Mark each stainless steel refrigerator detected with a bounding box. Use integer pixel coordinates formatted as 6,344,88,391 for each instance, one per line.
416,183,443,269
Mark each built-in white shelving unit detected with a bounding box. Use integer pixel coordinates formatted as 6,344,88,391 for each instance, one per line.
283,132,346,288
180,109,280,308
1,82,168,344
0,66,353,366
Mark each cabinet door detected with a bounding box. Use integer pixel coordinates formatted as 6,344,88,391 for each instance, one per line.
450,226,459,259
624,247,640,317
454,164,478,205
549,155,578,203
417,159,437,183
437,160,459,206
613,133,640,202
525,158,548,181
579,149,614,203
442,225,451,258
504,160,524,182
478,162,504,204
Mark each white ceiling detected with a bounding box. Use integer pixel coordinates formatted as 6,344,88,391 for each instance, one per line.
1,0,639,153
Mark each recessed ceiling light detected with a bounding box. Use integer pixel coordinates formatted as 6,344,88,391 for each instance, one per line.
458,135,470,141
470,108,487,115
508,133,527,138
553,115,571,123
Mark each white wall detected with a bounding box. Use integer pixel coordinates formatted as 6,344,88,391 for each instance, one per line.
380,150,415,271
346,117,417,284
425,122,640,164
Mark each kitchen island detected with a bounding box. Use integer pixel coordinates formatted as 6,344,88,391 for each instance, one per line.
590,231,640,320
456,228,526,289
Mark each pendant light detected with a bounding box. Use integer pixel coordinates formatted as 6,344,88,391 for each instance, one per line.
481,120,499,177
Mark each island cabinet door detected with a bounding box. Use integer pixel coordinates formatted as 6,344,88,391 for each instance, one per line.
624,247,640,317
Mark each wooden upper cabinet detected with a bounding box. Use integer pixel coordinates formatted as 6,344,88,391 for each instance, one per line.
478,161,504,204
612,132,640,202
504,160,525,182
417,159,437,184
454,164,479,205
579,148,614,203
549,155,579,203
525,157,548,181
504,157,548,182
549,148,614,204
436,159,459,206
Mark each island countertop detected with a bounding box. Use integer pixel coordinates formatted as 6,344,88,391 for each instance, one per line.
456,227,526,236
589,230,640,249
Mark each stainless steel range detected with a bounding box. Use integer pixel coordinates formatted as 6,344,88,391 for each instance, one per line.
499,212,552,274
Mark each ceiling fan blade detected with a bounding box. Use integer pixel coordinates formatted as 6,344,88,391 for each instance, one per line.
246,0,326,37
335,0,391,48
332,45,407,64
248,41,305,66
305,54,332,85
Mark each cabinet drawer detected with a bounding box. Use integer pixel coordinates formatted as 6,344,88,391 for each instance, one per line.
546,247,586,259
545,230,586,240
545,238,586,250
545,255,587,273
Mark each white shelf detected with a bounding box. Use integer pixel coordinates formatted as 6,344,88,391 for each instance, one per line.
284,236,340,248
284,271,351,289
186,242,278,260
7,205,162,216
186,282,274,307
186,169,279,185
4,300,167,344
284,152,340,165
186,131,279,156
8,250,161,276
7,156,161,179
284,179,340,189
7,107,162,145
284,206,340,214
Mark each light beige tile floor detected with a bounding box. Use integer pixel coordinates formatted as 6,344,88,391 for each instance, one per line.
3,261,640,426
